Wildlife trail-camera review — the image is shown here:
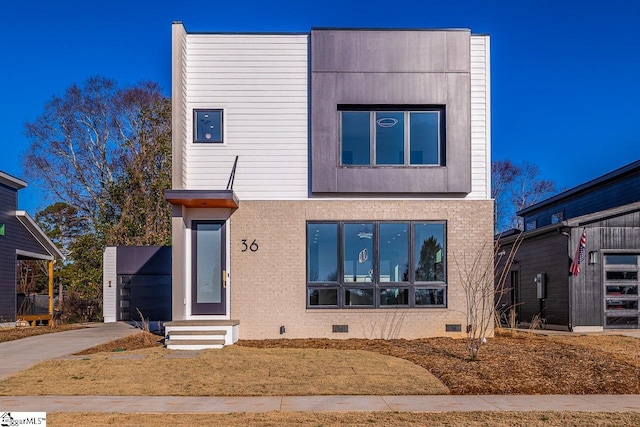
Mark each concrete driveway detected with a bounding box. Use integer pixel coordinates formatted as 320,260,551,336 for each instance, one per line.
0,322,140,381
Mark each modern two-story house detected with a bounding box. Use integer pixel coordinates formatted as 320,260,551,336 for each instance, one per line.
164,23,492,349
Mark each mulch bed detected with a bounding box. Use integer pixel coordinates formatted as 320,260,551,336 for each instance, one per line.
239,333,640,395
74,331,163,355
73,329,640,395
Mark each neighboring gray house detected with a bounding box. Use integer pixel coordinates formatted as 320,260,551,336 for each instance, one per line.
498,160,640,331
0,171,63,326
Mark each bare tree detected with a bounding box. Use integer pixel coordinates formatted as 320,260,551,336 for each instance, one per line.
23,76,170,232
104,95,172,246
455,234,522,360
492,160,557,232
35,202,86,260
26,77,172,300
491,160,519,234
511,162,556,229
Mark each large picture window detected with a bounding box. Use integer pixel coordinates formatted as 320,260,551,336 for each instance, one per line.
307,221,446,308
340,106,444,167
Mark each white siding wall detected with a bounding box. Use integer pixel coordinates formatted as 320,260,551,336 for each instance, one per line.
184,34,309,199
102,247,117,323
179,30,188,188
468,35,491,200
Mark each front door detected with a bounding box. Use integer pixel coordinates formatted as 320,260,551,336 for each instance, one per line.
192,221,226,315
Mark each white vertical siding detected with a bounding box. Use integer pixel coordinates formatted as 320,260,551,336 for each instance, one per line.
468,35,491,200
184,34,309,199
102,247,117,323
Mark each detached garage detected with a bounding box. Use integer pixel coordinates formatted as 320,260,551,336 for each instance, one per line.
103,246,171,323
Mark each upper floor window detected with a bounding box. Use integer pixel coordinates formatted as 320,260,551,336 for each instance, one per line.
194,109,223,143
340,106,444,167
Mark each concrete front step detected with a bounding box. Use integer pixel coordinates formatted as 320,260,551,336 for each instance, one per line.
164,319,240,349
165,339,226,350
167,330,227,338
164,320,240,327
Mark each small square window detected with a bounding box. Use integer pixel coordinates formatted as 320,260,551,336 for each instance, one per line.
194,109,223,143
551,211,564,224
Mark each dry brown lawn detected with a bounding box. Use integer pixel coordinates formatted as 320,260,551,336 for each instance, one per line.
0,342,446,396
48,411,640,426
0,324,83,343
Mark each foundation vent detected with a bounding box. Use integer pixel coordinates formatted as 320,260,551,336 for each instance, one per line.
332,325,349,333
446,324,462,332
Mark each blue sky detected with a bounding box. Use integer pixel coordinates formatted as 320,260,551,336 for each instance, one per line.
2,0,639,215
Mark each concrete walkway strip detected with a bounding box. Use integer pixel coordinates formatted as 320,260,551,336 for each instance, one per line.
1,395,639,413
0,322,140,381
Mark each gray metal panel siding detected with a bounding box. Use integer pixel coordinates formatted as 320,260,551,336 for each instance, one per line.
115,246,172,275
311,30,469,73
0,185,52,322
523,172,640,227
310,29,471,195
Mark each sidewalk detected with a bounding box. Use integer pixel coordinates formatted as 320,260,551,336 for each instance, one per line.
0,323,639,414
1,394,639,413
0,322,140,381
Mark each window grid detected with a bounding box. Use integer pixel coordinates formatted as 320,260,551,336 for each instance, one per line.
603,253,640,328
307,220,447,309
339,107,443,167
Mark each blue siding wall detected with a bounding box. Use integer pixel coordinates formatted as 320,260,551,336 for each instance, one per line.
0,183,52,322
523,171,640,228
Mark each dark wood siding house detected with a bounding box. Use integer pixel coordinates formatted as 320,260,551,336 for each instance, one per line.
498,160,640,331
0,171,63,325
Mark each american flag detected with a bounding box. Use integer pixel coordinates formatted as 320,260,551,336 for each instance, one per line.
569,229,587,276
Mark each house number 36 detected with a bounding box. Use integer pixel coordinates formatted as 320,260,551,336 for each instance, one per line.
241,239,259,252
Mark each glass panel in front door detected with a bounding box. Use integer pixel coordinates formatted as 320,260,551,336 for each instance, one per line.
192,221,226,315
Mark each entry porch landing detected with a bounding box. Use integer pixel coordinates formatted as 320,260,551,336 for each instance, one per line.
164,320,239,350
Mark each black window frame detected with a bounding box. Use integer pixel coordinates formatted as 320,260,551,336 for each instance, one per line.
338,105,446,167
306,220,447,309
194,109,224,144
